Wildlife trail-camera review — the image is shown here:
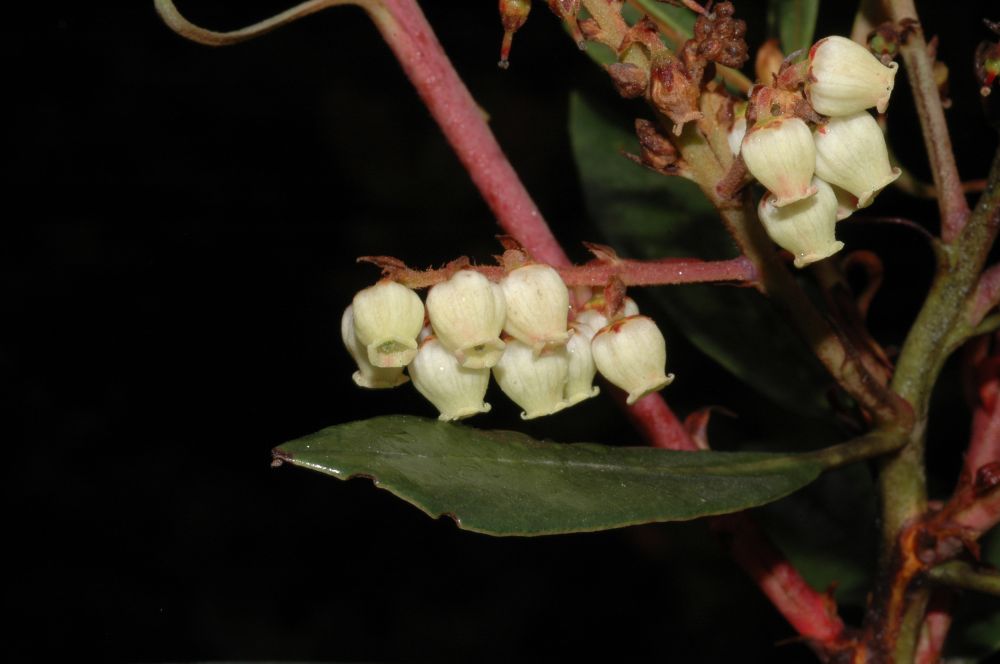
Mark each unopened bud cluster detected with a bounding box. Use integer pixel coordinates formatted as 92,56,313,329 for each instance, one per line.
342,266,674,421
737,36,901,268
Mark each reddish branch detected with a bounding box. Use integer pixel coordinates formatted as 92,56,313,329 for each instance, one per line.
711,515,852,654
915,592,953,664
371,0,570,266
965,345,1000,489
358,253,757,289
969,263,1000,328
156,0,853,653
886,0,971,242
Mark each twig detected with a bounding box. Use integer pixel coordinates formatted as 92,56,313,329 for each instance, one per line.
914,591,953,664
710,514,852,656
885,0,970,243
927,561,1000,597
361,254,758,289
969,263,1000,328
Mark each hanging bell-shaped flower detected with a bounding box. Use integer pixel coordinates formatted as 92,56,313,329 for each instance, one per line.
493,339,569,420
758,177,844,268
408,336,491,421
741,117,818,207
352,280,426,368
806,36,899,116
426,270,506,369
501,263,571,354
591,316,674,405
564,330,600,407
813,111,901,209
341,305,409,389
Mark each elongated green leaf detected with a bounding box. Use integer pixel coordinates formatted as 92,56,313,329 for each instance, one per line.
274,415,824,536
768,0,820,56
568,91,833,418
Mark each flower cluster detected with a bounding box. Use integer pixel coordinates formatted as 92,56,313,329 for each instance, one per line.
342,264,674,421
733,36,901,268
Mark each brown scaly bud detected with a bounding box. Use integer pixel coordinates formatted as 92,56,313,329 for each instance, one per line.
620,16,668,59
628,118,682,174
977,21,1000,127
608,63,649,99
547,0,585,48
746,84,820,127
498,0,532,70
693,2,748,69
650,55,703,135
975,22,1000,97
868,21,900,65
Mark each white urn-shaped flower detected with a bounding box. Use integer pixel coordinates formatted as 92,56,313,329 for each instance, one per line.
564,330,600,407
741,117,818,207
341,305,409,389
806,36,898,116
492,338,569,419
813,111,901,209
352,280,425,368
501,263,571,353
591,315,674,405
758,177,844,268
426,270,506,369
408,336,491,421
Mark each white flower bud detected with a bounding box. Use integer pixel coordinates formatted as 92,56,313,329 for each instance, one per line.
758,177,844,268
408,336,491,421
564,331,600,407
352,280,425,368
572,298,639,341
741,117,818,207
493,339,569,420
426,270,506,369
728,103,748,157
806,36,898,116
572,309,608,341
341,305,409,389
592,316,674,405
813,111,901,209
501,264,570,353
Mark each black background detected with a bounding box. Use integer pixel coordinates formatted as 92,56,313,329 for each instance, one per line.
6,1,998,662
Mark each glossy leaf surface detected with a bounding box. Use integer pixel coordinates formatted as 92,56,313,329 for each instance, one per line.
274,415,824,536
768,0,820,56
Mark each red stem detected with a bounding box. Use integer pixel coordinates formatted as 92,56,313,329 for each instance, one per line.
711,514,848,649
915,592,953,664
367,0,845,650
369,0,569,266
969,263,1000,328
364,255,758,289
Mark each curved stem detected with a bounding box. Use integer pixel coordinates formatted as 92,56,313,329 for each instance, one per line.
154,0,369,46
156,0,571,265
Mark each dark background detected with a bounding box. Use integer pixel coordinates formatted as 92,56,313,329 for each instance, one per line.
6,1,998,662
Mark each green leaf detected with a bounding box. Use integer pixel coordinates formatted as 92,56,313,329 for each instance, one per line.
275,415,824,536
767,0,820,56
568,91,833,418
